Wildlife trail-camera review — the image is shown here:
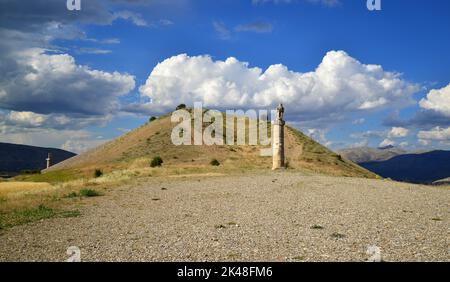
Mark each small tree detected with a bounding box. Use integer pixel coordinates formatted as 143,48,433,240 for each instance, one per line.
210,159,220,166
150,156,163,167
149,116,157,122
176,104,186,110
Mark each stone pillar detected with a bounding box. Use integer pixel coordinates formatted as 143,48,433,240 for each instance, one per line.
272,104,285,170
46,153,52,169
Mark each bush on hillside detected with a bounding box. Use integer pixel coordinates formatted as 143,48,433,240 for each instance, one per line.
94,169,103,178
150,156,163,167
210,159,220,166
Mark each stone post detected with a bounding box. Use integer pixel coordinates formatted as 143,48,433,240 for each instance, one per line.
272,104,285,170
46,153,52,169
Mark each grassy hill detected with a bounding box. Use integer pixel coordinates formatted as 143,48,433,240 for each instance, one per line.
433,177,450,186
45,112,376,179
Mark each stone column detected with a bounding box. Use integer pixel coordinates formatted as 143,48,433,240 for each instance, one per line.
46,153,52,169
272,104,285,170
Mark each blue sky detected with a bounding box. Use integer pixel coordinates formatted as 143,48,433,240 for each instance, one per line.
0,0,449,152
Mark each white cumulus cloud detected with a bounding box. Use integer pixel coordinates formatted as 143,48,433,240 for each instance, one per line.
417,126,450,141
419,83,450,117
388,127,409,138
379,139,395,147
0,48,135,116
6,111,47,127
138,51,419,121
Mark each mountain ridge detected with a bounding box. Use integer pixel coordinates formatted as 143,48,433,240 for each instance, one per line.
359,150,450,184
0,142,76,176
337,146,408,163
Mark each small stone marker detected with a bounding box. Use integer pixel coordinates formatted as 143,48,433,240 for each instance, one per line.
46,153,53,169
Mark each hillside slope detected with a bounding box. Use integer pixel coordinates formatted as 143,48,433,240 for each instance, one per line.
0,142,76,175
360,150,450,184
46,113,376,178
433,177,450,186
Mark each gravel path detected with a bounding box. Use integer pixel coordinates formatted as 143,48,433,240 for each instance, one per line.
0,172,448,262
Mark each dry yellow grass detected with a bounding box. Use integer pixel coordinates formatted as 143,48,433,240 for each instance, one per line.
0,182,54,198
45,113,377,179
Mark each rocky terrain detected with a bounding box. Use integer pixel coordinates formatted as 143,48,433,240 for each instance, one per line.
0,172,448,262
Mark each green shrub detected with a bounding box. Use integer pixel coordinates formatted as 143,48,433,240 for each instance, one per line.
210,159,220,166
149,116,157,122
150,156,163,167
64,192,78,198
79,189,100,197
94,169,103,178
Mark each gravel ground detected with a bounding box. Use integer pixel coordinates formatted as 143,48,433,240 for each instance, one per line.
0,172,448,262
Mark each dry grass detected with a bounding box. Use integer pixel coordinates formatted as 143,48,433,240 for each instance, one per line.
45,113,376,179
0,182,54,198
0,171,126,229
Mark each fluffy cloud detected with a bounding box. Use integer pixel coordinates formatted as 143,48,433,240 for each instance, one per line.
306,128,332,147
138,51,419,120
61,138,109,154
0,0,152,31
350,130,385,139
417,126,450,142
0,48,135,116
399,142,408,147
379,139,395,147
384,83,450,130
0,126,106,153
388,127,409,138
419,83,450,117
350,139,369,148
5,111,47,127
0,0,173,151
0,110,112,131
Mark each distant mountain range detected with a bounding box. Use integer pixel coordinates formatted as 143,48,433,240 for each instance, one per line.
339,147,450,184
337,145,408,163
0,142,76,176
